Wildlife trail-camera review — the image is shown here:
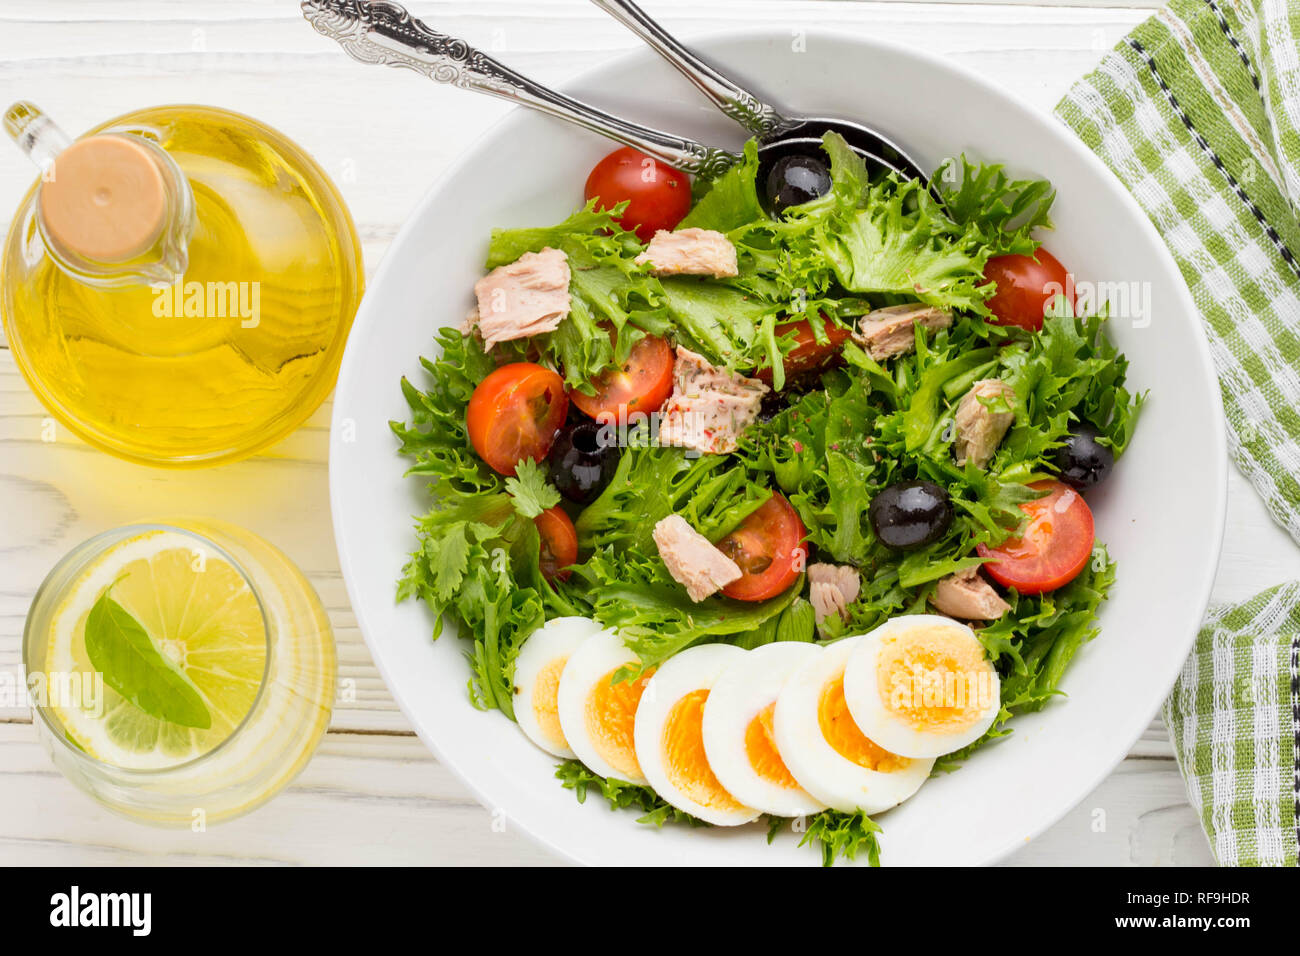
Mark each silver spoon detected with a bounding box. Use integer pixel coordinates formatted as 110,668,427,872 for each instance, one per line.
301,0,924,184
588,0,927,182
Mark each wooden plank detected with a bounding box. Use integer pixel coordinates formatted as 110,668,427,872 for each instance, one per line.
0,725,558,865
0,0,1278,866
1005,758,1215,866
0,0,1168,25
0,0,1151,249
0,724,1207,865
0,352,407,732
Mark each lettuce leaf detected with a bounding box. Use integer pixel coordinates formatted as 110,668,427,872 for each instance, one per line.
815,177,994,314
394,334,582,717
556,760,708,828
935,154,1055,257
678,140,764,232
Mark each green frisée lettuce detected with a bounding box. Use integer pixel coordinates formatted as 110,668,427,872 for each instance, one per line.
556,759,709,828
934,155,1055,257
391,131,1143,866
558,758,885,868
474,132,1071,393
392,332,581,717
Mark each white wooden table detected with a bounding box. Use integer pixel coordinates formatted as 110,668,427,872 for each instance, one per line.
0,0,1285,866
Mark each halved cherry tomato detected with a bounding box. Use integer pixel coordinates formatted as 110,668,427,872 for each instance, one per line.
976,480,1095,595
570,333,675,422
466,362,568,476
756,317,852,384
535,505,578,582
584,147,692,242
716,492,808,602
983,248,1074,332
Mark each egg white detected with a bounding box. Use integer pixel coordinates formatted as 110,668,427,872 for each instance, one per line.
701,642,828,817
634,643,761,826
843,615,1001,759
556,628,648,784
774,636,934,815
512,616,604,758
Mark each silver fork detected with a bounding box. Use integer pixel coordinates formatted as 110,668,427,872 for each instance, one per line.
300,0,741,177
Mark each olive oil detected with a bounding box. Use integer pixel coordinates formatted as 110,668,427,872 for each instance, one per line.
2,104,364,466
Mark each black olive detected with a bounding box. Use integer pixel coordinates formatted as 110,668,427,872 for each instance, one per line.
868,480,953,550
549,420,619,504
1054,422,1114,490
764,154,832,214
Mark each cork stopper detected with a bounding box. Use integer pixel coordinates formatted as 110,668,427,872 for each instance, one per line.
38,135,167,263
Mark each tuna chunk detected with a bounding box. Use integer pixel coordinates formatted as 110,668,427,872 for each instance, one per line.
808,563,860,630
657,347,769,455
634,228,739,278
472,247,571,349
855,304,952,361
652,514,742,602
930,566,1011,621
954,379,1016,470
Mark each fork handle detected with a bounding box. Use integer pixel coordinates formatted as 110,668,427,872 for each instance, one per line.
301,0,739,177
589,0,789,136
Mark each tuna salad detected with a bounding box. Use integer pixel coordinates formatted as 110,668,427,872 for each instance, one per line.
392,133,1143,865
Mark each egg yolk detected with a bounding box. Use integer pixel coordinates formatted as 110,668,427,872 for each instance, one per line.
586,666,654,780
663,689,749,812
876,627,996,734
531,656,570,752
744,702,799,789
818,674,910,773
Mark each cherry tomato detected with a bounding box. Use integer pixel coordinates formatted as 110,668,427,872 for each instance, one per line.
983,248,1074,332
756,317,852,384
570,333,675,422
584,147,692,242
716,492,808,602
976,480,1095,595
535,505,578,582
466,363,568,476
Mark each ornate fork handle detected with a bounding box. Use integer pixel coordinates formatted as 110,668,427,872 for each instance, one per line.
301,0,740,177
588,0,793,138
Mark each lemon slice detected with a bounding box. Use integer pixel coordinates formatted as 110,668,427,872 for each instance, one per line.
46,529,268,769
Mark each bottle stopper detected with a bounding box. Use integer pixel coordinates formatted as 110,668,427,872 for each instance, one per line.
38,135,168,263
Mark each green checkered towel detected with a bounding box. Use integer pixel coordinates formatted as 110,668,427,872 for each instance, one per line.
1164,588,1299,865
1056,0,1300,866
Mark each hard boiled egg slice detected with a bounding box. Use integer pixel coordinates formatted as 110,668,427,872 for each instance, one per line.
701,642,828,817
634,644,761,826
557,629,654,784
512,616,604,759
775,636,934,815
843,614,1001,759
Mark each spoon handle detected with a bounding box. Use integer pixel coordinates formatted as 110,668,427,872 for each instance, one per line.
589,0,790,136
301,0,739,177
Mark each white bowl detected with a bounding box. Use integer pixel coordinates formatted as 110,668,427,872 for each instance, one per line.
329,30,1227,865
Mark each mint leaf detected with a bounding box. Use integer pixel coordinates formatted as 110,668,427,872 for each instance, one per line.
504,459,561,519
84,590,211,729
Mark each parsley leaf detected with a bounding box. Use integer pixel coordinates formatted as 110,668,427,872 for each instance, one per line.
504,459,560,519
